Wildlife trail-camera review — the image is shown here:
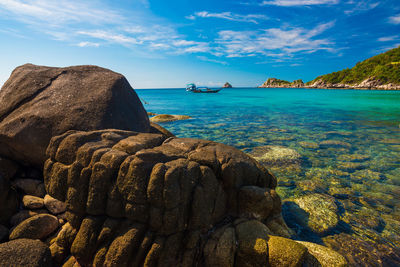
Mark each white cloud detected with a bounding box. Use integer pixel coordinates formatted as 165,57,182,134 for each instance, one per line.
77,30,141,45
197,56,228,65
77,41,100,47
344,1,379,15
260,0,338,6
389,14,400,24
216,22,335,57
188,11,268,24
378,36,398,42
0,0,122,26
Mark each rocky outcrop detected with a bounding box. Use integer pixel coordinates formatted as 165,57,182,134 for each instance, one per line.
0,64,150,167
223,82,232,88
42,129,293,266
259,78,304,88
306,77,400,90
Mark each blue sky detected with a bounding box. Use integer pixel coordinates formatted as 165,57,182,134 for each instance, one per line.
0,0,399,88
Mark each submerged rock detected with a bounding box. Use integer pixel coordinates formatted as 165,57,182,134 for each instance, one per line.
149,114,191,122
249,145,301,167
336,162,364,172
323,233,400,266
298,241,347,266
0,64,150,166
0,239,53,267
337,153,370,162
320,140,351,149
298,141,319,149
284,194,339,235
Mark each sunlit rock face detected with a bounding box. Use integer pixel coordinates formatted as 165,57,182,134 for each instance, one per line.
43,129,295,266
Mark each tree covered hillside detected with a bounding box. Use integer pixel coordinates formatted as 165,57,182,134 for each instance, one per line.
307,46,400,85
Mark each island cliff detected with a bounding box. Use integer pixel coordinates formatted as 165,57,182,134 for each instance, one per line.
259,46,400,90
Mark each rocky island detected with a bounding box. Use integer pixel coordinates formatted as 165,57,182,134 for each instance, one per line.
223,82,233,88
259,46,400,90
0,64,347,266
259,78,304,88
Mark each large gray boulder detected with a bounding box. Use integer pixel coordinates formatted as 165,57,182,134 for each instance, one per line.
0,64,150,167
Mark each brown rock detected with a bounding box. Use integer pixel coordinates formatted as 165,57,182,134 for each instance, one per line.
9,209,49,226
268,235,308,267
0,157,19,180
0,64,150,167
149,122,175,138
297,241,347,266
0,239,53,267
44,194,66,214
22,195,44,209
0,176,18,224
0,224,8,242
9,214,59,240
41,129,282,266
12,178,44,197
235,220,270,266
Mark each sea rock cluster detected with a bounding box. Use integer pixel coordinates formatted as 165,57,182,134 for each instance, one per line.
0,64,347,266
259,78,304,88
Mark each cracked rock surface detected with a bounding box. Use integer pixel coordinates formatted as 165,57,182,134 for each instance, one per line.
44,129,294,266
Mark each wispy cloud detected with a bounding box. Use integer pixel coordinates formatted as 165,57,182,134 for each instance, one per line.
389,14,400,24
77,30,141,45
187,11,268,24
0,0,122,26
260,0,339,6
216,21,335,57
344,0,380,15
77,41,100,47
197,55,228,65
377,35,398,42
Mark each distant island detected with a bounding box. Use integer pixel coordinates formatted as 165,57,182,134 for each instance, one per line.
259,46,400,90
223,82,233,88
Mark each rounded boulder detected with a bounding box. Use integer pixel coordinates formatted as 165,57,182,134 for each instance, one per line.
0,64,150,167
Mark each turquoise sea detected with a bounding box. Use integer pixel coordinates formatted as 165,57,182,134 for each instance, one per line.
136,88,400,265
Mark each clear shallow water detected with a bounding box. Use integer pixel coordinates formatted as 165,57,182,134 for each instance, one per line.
136,88,400,264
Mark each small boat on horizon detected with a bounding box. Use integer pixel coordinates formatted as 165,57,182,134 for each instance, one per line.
186,83,221,93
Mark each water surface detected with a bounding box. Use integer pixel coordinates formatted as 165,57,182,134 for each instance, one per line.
136,88,400,264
